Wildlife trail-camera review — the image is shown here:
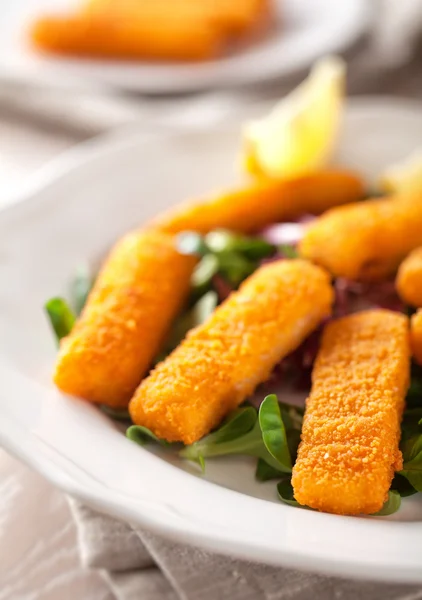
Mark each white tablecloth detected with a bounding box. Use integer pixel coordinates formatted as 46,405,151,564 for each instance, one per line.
0,119,111,599
0,450,113,600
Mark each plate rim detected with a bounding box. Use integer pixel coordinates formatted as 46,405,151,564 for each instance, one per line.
2,96,422,584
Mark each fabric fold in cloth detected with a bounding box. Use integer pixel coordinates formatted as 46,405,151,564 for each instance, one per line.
104,570,178,600
69,501,154,571
69,500,422,600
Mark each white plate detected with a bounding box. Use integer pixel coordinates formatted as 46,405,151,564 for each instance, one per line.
1,98,422,584
0,0,371,93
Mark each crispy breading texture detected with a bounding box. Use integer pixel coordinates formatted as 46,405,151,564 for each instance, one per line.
396,247,422,307
54,231,196,408
292,310,410,515
411,309,422,366
300,194,422,280
129,259,334,444
147,170,364,235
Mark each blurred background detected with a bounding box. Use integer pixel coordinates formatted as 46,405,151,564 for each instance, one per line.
0,0,421,199
1,0,422,598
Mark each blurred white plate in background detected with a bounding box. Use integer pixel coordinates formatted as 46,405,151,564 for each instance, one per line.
1,98,422,583
0,0,371,93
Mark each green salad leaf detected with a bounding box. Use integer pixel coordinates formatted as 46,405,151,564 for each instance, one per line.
277,478,302,507
259,394,292,471
45,297,76,342
201,406,258,444
216,251,257,286
405,366,422,408
126,425,170,447
71,264,94,315
398,404,422,492
100,405,131,421
400,448,422,492
191,290,218,325
400,407,422,438
176,231,208,257
179,407,258,470
180,396,297,473
406,378,422,408
191,254,219,293
255,458,284,482
205,229,275,260
391,473,418,498
402,432,422,464
372,491,401,516
183,229,277,295
154,291,218,364
279,403,304,428
279,244,299,259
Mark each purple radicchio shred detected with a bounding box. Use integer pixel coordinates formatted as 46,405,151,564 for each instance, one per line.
260,252,285,266
248,326,325,409
334,277,405,316
212,274,233,302
297,213,317,224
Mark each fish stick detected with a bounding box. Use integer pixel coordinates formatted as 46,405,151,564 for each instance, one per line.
86,0,270,33
54,231,196,408
129,259,333,444
411,310,422,365
300,194,422,280
292,310,410,515
148,170,364,235
396,247,422,307
31,14,222,61
209,0,271,33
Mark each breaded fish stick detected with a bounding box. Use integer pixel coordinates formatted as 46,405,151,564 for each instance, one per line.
411,310,422,365
54,231,196,408
87,0,269,34
292,310,410,515
396,247,422,307
31,15,222,61
148,170,364,235
129,259,333,444
209,0,271,33
300,195,422,280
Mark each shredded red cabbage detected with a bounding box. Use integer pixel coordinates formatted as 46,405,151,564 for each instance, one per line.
212,274,233,302
334,278,405,316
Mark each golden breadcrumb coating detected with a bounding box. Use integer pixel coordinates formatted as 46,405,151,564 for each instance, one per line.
396,247,422,307
129,259,334,444
54,231,196,408
292,310,410,515
411,309,422,366
148,170,364,235
299,194,422,280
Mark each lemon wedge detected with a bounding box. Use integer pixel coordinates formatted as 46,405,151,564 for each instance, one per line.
379,148,422,194
242,56,346,179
